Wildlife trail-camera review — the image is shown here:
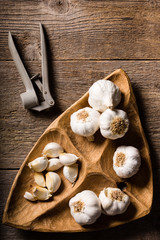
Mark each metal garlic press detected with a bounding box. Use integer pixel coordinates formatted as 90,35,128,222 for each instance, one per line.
8,24,55,111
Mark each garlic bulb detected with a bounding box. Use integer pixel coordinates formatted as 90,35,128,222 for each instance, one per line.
88,79,121,112
69,190,101,225
113,146,141,178
59,153,79,166
45,172,61,193
28,157,48,172
70,107,100,140
33,186,52,201
99,187,130,215
24,191,36,201
100,109,129,139
42,142,64,158
34,172,46,187
63,163,78,183
46,158,63,171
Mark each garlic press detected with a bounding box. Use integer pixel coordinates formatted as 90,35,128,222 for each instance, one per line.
8,24,55,111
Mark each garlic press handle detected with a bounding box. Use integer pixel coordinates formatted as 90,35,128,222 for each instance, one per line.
40,24,54,107
8,32,39,109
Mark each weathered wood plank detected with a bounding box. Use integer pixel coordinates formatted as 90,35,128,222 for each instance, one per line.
0,169,160,239
1,0,160,60
1,0,160,238
0,60,159,168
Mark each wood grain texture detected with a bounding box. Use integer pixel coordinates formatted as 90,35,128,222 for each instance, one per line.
1,0,160,61
0,61,159,168
0,0,160,238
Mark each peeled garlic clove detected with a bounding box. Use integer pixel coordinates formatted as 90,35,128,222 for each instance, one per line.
63,163,78,183
24,191,36,201
59,153,79,166
46,172,61,193
46,158,63,171
34,172,46,187
33,186,52,201
42,142,64,158
28,157,48,172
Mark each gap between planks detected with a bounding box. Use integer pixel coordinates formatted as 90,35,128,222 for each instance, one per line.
0,168,19,170
1,59,160,62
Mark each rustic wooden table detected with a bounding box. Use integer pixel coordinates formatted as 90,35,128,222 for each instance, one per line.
0,0,160,239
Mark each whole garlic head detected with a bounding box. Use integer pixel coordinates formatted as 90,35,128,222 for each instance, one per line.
99,187,130,215
113,146,141,178
28,157,48,172
100,109,129,139
42,142,64,158
88,79,121,112
70,107,100,138
69,190,101,225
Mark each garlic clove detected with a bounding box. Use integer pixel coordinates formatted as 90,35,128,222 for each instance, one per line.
28,157,48,172
34,172,46,187
45,172,61,193
24,191,36,201
33,186,52,201
46,158,63,171
63,163,78,184
59,153,79,166
42,142,64,158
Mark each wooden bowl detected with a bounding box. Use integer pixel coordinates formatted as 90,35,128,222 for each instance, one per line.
3,69,153,232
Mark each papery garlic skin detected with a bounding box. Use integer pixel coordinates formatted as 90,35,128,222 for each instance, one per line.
63,163,78,183
88,79,121,112
45,172,61,193
69,190,101,225
42,142,64,158
59,153,79,166
28,157,48,172
100,109,129,139
24,191,36,201
33,186,52,201
46,158,63,171
34,172,46,187
113,146,141,178
99,187,130,216
70,107,100,138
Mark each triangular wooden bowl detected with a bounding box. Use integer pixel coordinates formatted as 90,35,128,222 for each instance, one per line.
3,69,153,232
